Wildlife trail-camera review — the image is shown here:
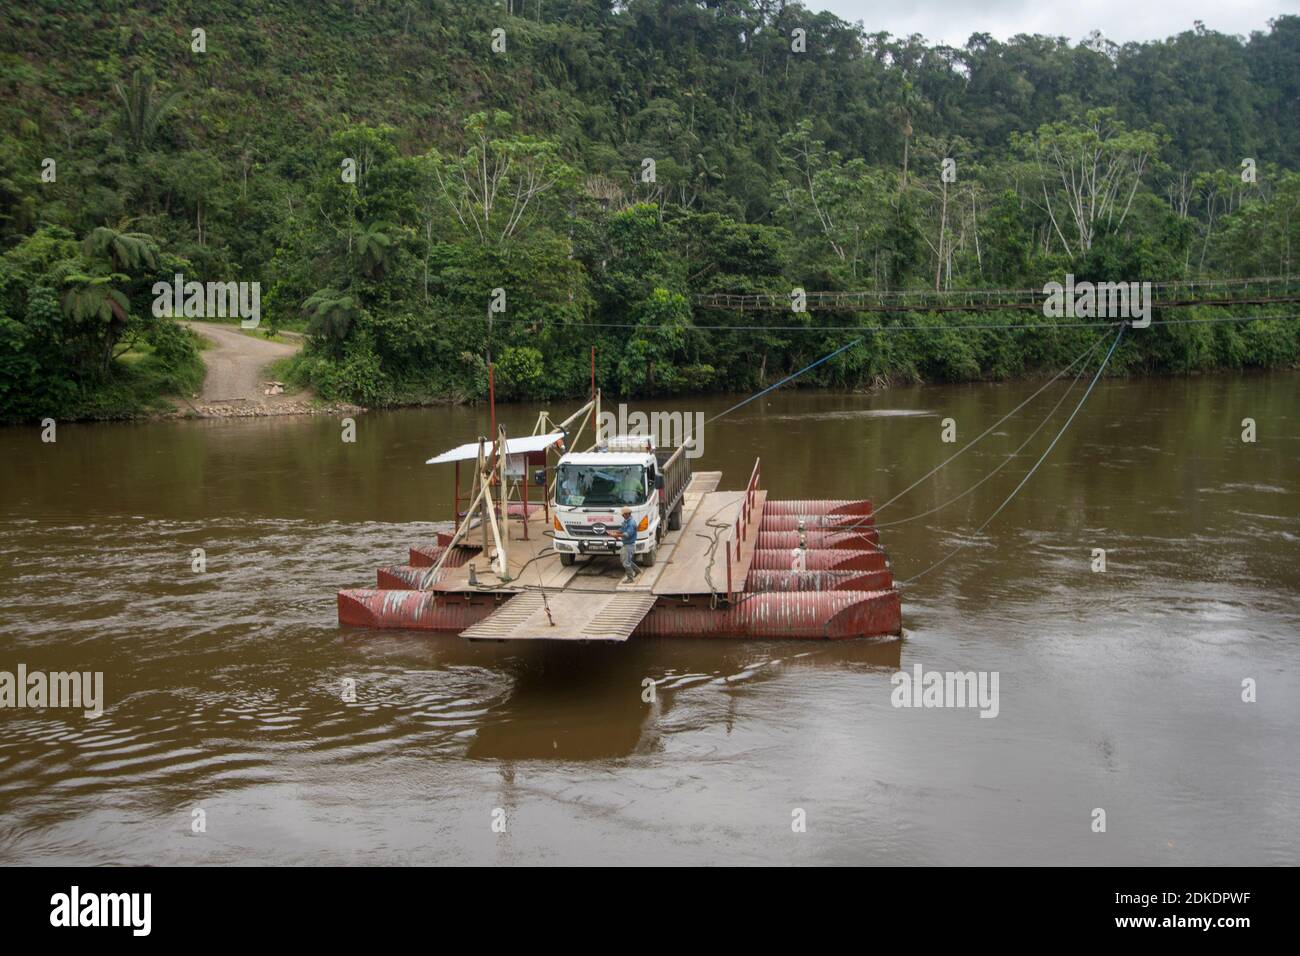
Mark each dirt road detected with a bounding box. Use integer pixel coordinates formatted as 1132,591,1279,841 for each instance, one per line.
181,321,305,414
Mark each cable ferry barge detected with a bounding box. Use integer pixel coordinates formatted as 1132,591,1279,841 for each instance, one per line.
336,395,900,642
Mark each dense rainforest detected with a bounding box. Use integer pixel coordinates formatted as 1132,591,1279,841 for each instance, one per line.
1,1,1298,421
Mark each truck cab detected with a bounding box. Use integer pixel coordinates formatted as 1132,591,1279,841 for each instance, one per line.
550,435,690,568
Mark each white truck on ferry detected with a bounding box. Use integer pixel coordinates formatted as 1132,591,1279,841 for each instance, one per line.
550,435,692,567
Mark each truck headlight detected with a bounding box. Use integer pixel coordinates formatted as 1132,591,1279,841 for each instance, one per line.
553,515,564,532
637,515,649,532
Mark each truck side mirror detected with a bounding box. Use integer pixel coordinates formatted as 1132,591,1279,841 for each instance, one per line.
654,474,665,490
533,469,546,486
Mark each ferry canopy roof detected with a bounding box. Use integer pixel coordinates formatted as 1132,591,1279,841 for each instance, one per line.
426,432,565,465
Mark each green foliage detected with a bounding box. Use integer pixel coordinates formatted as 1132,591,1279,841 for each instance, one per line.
83,226,159,272
0,4,1298,418
301,289,362,356
496,346,545,400
0,224,199,421
113,71,181,150
617,288,705,395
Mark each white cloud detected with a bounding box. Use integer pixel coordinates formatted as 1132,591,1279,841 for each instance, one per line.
812,0,1294,47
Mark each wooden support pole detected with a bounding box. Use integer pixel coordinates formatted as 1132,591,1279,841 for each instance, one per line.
483,486,507,579
419,480,488,590
554,399,594,433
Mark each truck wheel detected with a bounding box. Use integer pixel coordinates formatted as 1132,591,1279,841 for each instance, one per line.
638,544,657,567
560,552,575,566
668,502,682,531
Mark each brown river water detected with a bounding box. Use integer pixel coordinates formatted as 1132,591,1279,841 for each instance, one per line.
1,372,1297,865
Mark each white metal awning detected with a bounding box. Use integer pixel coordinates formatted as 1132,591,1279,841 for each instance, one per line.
426,432,565,465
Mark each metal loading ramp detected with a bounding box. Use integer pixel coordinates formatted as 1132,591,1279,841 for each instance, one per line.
459,590,658,642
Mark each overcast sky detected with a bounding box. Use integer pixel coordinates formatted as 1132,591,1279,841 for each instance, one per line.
813,0,1297,47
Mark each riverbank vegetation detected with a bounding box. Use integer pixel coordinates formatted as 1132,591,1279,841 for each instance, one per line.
2,2,1298,420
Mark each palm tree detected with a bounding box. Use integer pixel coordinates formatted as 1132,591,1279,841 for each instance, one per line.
113,72,181,150
889,82,927,191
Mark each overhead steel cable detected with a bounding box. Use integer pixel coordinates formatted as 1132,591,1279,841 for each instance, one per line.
898,323,1128,588
871,343,1099,530
874,331,1111,515
702,336,864,425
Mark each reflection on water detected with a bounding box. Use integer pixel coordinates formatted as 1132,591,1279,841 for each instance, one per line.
464,639,902,761
1,373,1297,864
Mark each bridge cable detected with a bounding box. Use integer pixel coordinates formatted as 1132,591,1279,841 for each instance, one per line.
455,308,1299,334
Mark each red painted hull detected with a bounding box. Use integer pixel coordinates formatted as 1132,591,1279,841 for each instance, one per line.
764,499,873,517
746,569,893,592
634,590,899,640
338,589,500,631
339,586,900,640
377,565,427,589
409,545,474,568
750,548,888,572
760,513,874,531
756,529,881,550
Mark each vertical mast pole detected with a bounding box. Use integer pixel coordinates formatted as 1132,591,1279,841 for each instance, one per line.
478,439,489,553
498,424,509,574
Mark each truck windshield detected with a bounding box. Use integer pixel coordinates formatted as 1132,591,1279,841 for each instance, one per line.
555,464,646,507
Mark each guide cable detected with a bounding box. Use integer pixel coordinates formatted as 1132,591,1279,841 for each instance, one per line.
897,323,1128,587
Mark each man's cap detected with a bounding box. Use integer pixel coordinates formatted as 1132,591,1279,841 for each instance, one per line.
621,506,632,514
